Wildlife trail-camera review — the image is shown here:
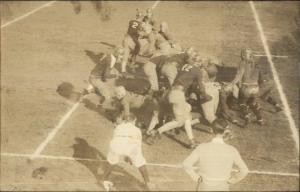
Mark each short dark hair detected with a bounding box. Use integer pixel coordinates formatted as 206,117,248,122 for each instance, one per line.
212,118,229,135
123,113,137,122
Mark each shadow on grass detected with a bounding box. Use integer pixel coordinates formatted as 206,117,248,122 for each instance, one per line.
71,137,146,191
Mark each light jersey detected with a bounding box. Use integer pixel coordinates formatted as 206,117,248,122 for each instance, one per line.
110,122,142,154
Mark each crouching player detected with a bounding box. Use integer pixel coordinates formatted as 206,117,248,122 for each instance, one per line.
227,48,264,127
82,47,124,105
114,86,159,131
148,88,200,149
101,114,155,191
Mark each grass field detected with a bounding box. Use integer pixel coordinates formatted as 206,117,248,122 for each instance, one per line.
1,1,299,191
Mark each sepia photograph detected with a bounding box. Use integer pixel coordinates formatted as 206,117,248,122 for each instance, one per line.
1,0,299,191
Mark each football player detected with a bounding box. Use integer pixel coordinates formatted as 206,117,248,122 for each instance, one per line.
82,47,124,104
101,114,155,191
226,48,263,127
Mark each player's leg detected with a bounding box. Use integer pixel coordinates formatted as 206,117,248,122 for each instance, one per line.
219,87,231,117
161,61,178,86
155,120,183,134
143,62,159,91
249,95,264,125
239,85,258,127
259,79,282,112
146,111,159,135
130,148,156,190
184,119,198,149
101,149,120,191
201,83,218,124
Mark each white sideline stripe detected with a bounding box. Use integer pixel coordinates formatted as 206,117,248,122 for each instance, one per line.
1,1,56,28
31,96,85,158
249,1,299,153
151,1,160,10
2,152,299,177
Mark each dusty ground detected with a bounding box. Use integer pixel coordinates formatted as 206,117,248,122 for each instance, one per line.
1,1,299,191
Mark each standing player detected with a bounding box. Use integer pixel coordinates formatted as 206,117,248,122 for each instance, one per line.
101,114,155,191
183,119,249,191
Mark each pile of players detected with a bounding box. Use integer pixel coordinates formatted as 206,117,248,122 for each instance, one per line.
83,8,283,149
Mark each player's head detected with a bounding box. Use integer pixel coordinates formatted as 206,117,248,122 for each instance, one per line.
136,9,144,20
241,48,254,62
115,86,127,99
212,118,230,136
160,21,169,33
123,113,137,124
146,8,153,18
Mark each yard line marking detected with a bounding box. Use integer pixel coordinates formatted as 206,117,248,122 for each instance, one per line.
0,181,96,186
2,152,299,177
253,54,289,58
151,1,160,10
249,1,299,153
1,1,56,29
31,96,86,158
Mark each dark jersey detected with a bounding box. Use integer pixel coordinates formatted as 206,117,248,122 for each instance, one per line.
173,64,204,90
127,20,142,37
